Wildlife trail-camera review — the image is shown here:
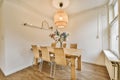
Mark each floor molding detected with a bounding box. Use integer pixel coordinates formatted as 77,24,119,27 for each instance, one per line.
82,61,105,67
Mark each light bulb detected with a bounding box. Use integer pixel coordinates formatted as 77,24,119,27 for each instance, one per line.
58,26,64,28
59,17,63,20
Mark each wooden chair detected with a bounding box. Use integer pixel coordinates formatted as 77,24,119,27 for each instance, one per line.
31,45,41,65
62,43,66,48
52,48,70,78
70,43,77,49
39,46,54,77
51,42,56,48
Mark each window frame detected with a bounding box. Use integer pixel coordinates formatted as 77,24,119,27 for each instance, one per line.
108,0,119,58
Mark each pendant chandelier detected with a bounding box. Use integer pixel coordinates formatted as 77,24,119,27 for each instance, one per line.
54,2,68,28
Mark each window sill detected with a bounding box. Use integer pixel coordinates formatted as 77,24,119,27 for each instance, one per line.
103,50,120,62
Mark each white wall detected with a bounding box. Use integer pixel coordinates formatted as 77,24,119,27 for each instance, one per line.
1,0,109,76
0,1,2,68
2,0,54,75
0,0,2,68
65,7,108,65
0,0,6,74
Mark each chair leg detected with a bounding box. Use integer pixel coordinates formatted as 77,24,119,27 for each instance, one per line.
39,59,43,72
50,62,53,77
32,57,35,66
52,63,56,78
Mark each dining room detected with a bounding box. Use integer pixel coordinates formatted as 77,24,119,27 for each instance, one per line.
0,0,120,80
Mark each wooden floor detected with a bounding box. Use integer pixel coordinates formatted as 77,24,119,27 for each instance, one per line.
0,62,110,80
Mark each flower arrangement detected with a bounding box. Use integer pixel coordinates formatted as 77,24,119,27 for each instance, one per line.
49,29,69,47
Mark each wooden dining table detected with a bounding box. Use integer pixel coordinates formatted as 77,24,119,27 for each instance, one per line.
33,47,82,80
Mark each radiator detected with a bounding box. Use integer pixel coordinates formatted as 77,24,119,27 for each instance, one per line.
105,57,119,80
104,50,120,80
118,63,120,80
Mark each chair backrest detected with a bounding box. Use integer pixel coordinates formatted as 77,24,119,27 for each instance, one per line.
31,45,39,58
51,42,56,48
40,46,50,62
70,43,77,49
54,48,66,66
62,43,66,48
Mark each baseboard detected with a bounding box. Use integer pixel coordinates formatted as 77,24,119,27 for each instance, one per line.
0,69,5,77
2,59,42,76
3,63,32,76
82,61,105,67
0,66,6,76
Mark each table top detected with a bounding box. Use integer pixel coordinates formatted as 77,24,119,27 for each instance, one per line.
39,46,82,57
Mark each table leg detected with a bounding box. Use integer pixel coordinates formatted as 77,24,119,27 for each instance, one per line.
77,56,81,71
71,57,76,80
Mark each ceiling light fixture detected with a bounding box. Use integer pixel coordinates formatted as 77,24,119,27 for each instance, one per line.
54,2,68,28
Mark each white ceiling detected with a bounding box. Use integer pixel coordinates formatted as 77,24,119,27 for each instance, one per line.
7,0,108,18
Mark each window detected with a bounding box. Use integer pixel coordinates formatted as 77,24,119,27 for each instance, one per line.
110,19,119,57
109,0,119,57
113,0,118,17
